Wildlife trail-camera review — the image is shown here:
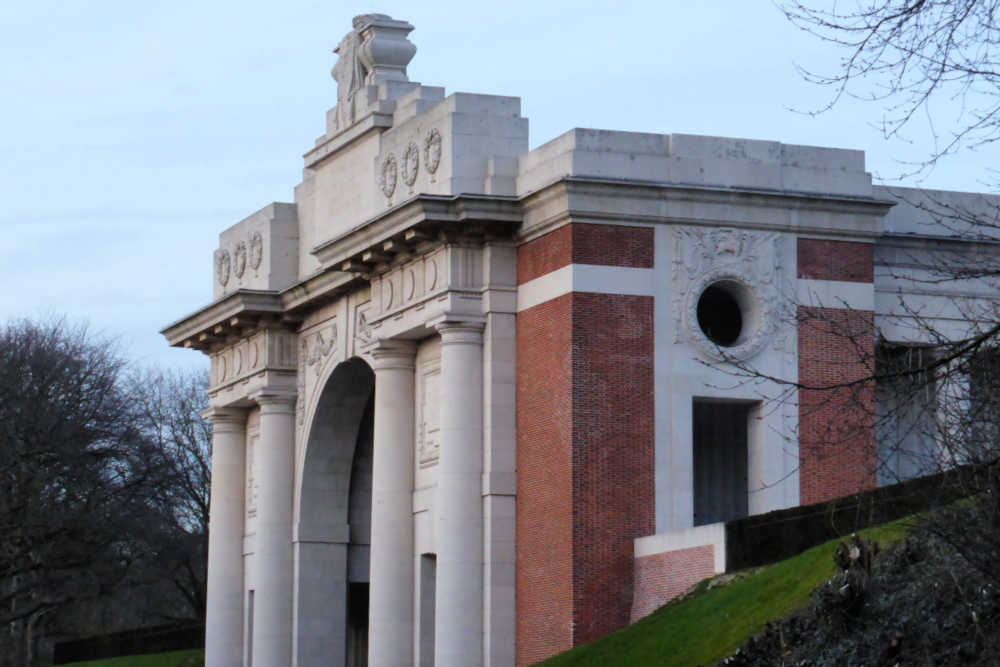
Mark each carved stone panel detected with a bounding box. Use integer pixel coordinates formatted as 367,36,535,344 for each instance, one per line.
246,431,259,519
211,333,267,390
369,249,447,325
416,359,441,467
672,226,785,361
297,320,339,425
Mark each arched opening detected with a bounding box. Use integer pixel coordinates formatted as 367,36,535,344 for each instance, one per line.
294,357,374,667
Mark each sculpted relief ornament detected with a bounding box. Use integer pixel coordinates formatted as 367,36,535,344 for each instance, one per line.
233,241,247,278
331,14,416,132
249,231,263,270
331,16,369,132
424,128,442,178
216,249,231,286
216,231,265,291
417,361,441,467
379,153,398,198
672,226,785,361
402,142,420,187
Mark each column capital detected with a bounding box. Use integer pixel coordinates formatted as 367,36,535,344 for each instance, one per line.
370,338,417,371
429,314,486,345
201,406,248,431
251,390,298,415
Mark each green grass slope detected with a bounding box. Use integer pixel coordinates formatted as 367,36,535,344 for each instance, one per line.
61,648,204,667
537,519,910,667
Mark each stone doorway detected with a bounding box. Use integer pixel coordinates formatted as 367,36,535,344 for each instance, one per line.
693,399,752,526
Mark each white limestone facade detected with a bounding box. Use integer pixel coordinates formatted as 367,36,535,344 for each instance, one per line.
162,13,1000,667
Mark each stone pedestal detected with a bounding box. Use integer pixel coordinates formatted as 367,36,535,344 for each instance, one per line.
204,408,248,667
433,321,485,666
368,341,417,666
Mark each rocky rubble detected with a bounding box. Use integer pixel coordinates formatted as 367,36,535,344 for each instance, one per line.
720,525,1000,666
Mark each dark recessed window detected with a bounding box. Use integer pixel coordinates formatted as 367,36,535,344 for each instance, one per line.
697,283,743,347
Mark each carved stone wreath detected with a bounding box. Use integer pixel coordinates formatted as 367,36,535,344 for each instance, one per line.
683,268,774,362
424,128,442,175
249,231,263,270
402,142,420,186
233,241,247,278
379,153,398,198
216,250,231,286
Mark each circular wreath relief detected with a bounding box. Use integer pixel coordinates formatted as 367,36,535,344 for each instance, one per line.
249,231,263,270
402,142,420,186
379,153,398,198
233,241,247,278
216,250,231,286
683,269,772,362
424,128,442,174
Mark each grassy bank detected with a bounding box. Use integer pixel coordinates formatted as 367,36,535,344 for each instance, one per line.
538,519,910,666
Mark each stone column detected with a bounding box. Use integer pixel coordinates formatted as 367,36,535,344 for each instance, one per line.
251,392,296,666
368,340,417,666
433,320,485,666
203,408,247,667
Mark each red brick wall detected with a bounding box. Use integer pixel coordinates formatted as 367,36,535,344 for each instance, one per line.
517,223,654,284
797,238,874,283
516,224,655,664
798,306,877,504
630,545,716,622
519,224,573,284
516,294,574,665
796,238,876,504
571,293,655,644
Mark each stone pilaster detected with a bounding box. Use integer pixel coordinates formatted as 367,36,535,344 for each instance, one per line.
250,392,296,666
203,407,248,667
433,319,485,666
368,340,417,666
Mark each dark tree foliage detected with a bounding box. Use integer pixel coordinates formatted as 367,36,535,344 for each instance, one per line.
0,319,211,666
128,367,211,623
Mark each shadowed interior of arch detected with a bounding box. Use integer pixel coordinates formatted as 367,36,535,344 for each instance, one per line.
296,357,374,667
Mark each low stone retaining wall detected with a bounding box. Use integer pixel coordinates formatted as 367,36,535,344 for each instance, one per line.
630,523,725,622
630,468,971,621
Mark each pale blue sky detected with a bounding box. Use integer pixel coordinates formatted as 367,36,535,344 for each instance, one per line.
2,1,994,370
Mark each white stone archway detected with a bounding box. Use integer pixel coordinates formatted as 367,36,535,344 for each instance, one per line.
293,357,375,667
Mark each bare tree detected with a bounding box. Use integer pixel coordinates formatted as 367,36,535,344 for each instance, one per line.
0,318,157,666
781,0,1000,180
0,320,213,665
755,0,1000,584
127,367,211,623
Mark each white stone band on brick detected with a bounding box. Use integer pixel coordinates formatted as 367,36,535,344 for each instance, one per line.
797,279,875,312
516,263,656,312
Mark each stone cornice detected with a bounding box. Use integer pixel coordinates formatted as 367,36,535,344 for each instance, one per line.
160,290,287,353
519,176,897,243
311,193,522,273
163,195,521,352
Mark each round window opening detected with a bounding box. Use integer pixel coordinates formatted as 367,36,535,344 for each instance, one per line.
696,281,748,347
